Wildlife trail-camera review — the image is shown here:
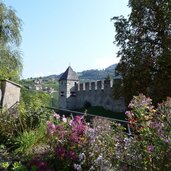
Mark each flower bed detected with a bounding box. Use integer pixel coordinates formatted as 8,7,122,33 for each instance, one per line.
0,94,171,170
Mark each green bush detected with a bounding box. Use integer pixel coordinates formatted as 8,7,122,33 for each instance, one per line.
15,123,47,156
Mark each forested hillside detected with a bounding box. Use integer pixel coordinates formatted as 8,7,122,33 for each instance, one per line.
44,63,117,82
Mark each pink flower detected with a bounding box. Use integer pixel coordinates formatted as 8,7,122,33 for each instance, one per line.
74,115,82,123
56,124,62,130
68,151,77,160
54,112,60,120
47,121,56,135
147,145,154,153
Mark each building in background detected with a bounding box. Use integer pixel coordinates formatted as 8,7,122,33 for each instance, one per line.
58,66,125,112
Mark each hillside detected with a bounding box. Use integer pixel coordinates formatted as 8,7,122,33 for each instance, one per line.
78,64,117,82
43,63,117,81
20,64,118,108
21,63,118,92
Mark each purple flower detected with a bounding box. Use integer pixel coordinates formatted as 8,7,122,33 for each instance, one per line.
70,132,79,142
89,128,95,143
125,111,131,117
147,145,154,153
55,147,66,158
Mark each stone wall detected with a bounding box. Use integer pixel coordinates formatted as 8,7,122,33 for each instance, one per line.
0,80,21,109
74,79,125,112
58,80,78,109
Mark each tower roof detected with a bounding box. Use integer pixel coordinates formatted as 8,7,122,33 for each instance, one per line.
59,66,79,81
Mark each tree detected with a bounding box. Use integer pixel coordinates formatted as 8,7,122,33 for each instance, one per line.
0,2,22,81
19,88,51,129
112,0,171,105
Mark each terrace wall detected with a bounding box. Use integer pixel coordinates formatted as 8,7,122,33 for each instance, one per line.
0,80,21,109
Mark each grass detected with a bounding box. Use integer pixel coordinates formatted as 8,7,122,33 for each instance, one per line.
75,106,125,120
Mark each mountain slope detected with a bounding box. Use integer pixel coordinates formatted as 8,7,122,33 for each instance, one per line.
45,63,117,81
21,63,118,94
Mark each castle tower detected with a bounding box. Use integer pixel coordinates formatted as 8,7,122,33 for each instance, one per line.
58,66,79,109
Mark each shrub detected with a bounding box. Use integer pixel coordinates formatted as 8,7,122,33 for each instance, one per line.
46,113,88,170
1,94,171,171
125,94,171,170
74,117,127,170
15,123,48,157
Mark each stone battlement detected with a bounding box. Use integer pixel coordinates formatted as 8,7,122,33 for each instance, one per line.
58,66,125,112
76,79,114,91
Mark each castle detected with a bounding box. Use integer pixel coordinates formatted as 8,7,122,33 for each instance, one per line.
58,66,125,112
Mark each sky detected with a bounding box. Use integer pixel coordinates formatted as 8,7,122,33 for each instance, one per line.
5,0,130,78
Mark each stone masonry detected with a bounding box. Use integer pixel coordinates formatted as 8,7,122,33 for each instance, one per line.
58,66,125,112
0,80,21,109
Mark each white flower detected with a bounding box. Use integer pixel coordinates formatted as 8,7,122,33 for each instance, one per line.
94,155,103,166
62,115,67,122
74,164,82,171
79,153,85,161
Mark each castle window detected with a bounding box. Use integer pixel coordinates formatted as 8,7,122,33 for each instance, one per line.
70,91,76,97
60,91,64,96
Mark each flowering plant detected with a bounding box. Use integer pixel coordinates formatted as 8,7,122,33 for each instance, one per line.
46,113,87,170
125,95,171,170
74,117,127,171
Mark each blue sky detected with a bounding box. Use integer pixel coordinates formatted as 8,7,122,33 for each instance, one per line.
5,0,130,78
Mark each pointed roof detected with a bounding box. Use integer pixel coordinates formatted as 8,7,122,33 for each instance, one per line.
59,66,79,81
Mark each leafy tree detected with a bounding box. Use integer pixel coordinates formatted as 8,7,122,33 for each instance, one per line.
0,2,22,81
19,88,51,129
112,0,171,105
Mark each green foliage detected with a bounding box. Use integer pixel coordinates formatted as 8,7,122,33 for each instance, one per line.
112,79,124,99
51,91,58,107
0,88,51,151
0,108,22,142
15,123,47,156
77,106,125,120
43,79,59,91
0,2,22,81
20,78,59,108
21,88,51,110
0,95,170,170
21,78,59,91
12,162,27,171
125,94,171,170
19,88,51,129
112,0,171,104
1,161,28,171
1,162,9,169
